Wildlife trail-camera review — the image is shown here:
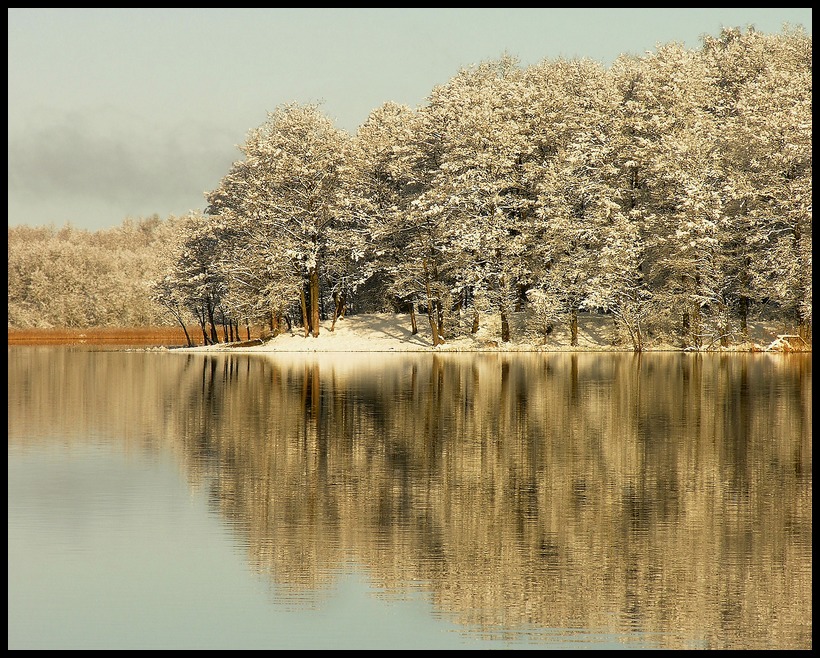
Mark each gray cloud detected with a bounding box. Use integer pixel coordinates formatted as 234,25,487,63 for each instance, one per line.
8,107,239,224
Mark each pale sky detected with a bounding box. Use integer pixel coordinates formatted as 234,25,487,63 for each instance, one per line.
7,8,812,231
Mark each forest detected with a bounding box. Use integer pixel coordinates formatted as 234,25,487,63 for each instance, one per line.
7,27,812,351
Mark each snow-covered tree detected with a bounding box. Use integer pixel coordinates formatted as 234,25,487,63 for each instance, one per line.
355,98,455,346
608,43,732,349
205,103,354,338
156,212,228,345
9,218,175,329
525,57,618,346
351,101,426,331
421,55,534,342
703,26,813,340
9,27,811,350
584,213,653,351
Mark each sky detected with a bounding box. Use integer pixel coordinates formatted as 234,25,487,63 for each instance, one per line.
7,8,812,232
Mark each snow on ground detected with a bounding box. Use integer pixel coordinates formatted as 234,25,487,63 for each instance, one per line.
175,311,803,354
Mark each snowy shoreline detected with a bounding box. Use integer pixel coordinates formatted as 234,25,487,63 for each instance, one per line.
169,312,809,355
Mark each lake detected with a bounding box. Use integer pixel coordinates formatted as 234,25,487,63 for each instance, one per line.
7,347,812,649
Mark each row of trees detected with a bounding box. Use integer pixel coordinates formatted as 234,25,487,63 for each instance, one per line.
8,216,181,328
155,26,811,350
8,27,811,351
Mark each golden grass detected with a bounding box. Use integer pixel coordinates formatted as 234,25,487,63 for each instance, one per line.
7,326,202,346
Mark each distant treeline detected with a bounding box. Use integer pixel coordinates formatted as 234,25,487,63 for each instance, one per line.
8,217,180,329
8,27,812,351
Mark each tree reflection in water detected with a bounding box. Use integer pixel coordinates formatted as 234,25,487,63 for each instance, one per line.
8,349,812,650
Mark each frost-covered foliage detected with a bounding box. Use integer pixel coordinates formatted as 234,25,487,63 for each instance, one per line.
9,26,811,349
151,212,232,345
204,103,355,337
525,57,623,346
8,216,181,328
352,101,434,322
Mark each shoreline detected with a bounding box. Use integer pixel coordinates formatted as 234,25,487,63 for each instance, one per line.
168,312,811,355
8,312,811,353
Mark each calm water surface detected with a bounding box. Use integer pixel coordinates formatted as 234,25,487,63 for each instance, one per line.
7,348,812,649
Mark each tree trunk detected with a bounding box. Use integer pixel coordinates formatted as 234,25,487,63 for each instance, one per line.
300,286,310,337
471,311,480,334
309,267,320,337
422,260,443,346
720,318,730,348
196,307,209,345
206,299,218,344
500,308,510,343
436,300,445,340
452,292,463,319
166,308,194,347
427,308,441,347
628,318,643,353
515,284,527,312
179,321,193,347
499,275,511,342
330,291,347,332
570,308,578,347
409,301,418,335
